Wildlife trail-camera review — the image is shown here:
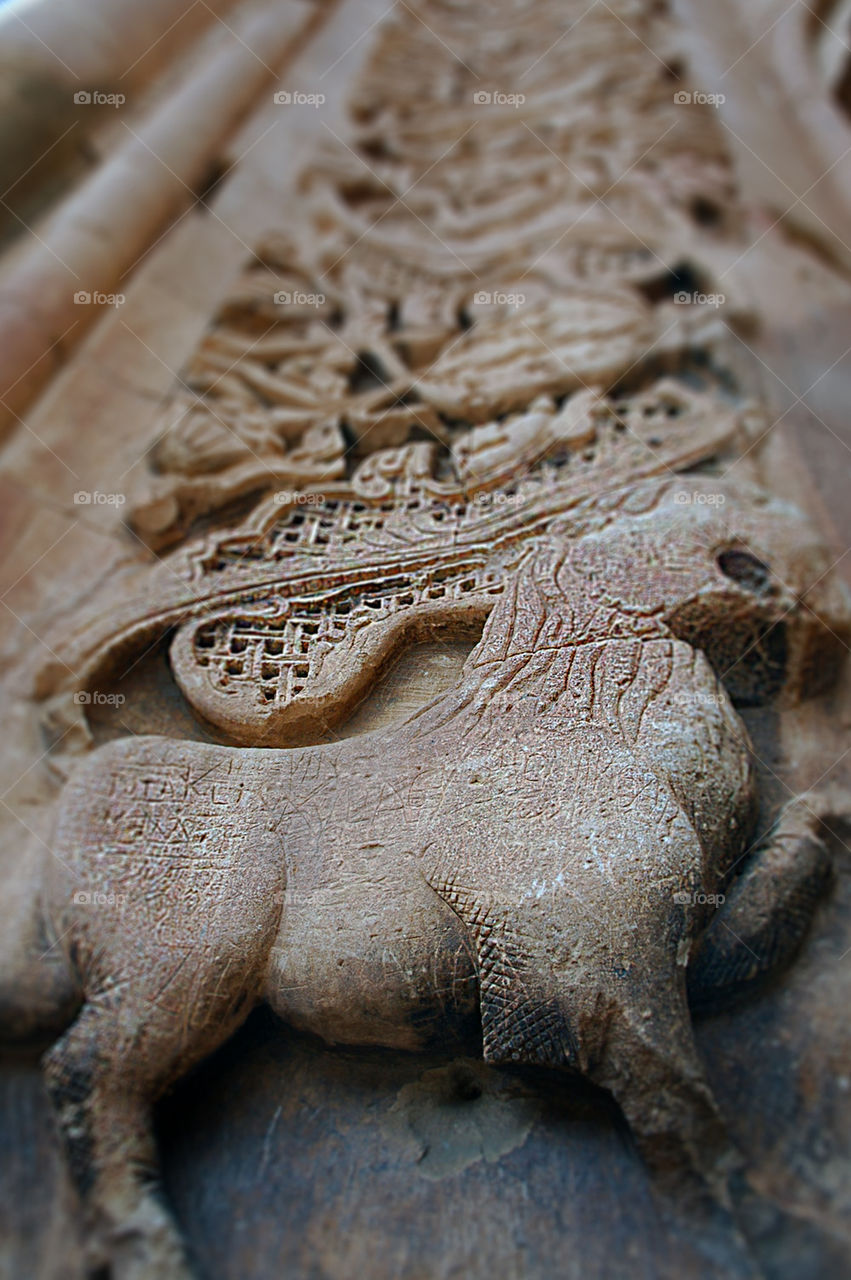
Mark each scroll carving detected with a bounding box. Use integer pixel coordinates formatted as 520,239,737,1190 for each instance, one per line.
125,0,757,551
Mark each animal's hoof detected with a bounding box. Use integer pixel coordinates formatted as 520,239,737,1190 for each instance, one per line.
107,1214,196,1280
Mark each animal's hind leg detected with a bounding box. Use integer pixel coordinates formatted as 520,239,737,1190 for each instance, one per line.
43,963,261,1280
44,999,195,1280
687,796,834,1014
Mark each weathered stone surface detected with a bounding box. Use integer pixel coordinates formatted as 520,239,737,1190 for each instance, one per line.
1,0,850,1278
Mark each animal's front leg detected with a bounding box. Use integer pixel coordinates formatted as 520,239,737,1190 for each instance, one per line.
687,794,840,1014
596,968,730,1178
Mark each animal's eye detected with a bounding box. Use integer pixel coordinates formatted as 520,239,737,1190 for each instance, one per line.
716,548,772,594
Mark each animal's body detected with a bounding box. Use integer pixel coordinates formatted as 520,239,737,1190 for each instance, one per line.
50,629,749,1062
2,483,846,1279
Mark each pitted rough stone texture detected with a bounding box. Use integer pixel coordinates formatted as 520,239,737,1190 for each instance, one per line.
2,0,850,1277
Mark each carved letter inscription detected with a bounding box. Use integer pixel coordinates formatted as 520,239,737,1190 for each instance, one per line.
2,1,850,1277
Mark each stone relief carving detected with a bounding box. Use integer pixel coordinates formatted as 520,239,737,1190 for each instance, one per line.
2,0,850,1278
46,377,752,748
126,0,760,552
13,469,850,1280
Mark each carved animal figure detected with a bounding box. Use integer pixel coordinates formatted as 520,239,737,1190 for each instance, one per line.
2,480,847,1280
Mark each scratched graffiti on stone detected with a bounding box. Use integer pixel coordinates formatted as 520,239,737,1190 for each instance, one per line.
12,461,848,1279
3,0,851,1277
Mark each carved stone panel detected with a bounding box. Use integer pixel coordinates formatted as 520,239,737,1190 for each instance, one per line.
1,1,850,1279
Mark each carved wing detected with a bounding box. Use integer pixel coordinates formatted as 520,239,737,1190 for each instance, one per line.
33,39,758,745
40,374,747,747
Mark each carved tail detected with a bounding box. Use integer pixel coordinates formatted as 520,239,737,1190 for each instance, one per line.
0,847,80,1042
